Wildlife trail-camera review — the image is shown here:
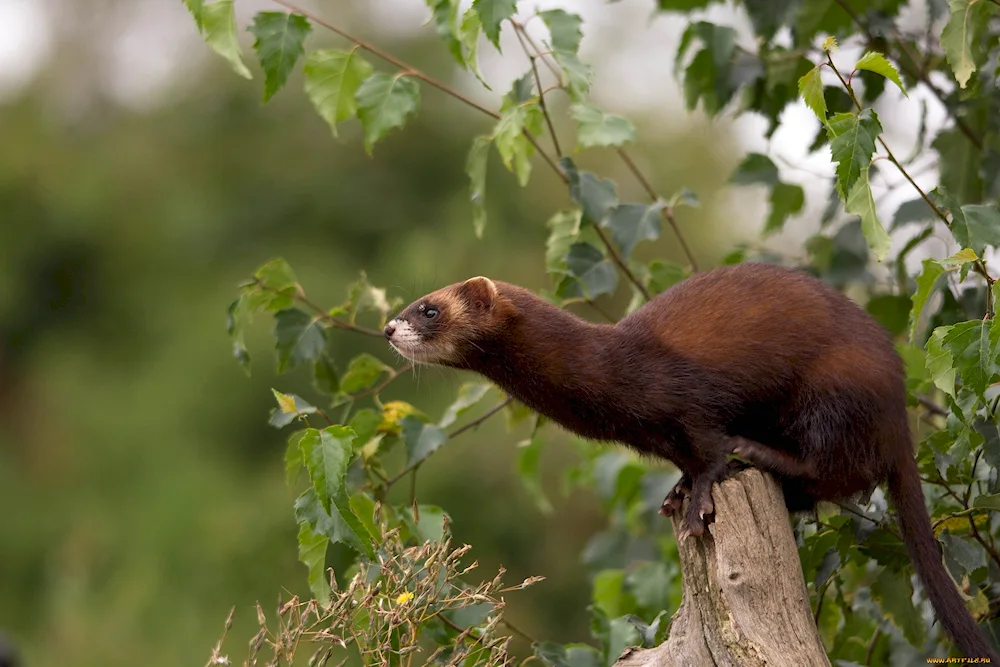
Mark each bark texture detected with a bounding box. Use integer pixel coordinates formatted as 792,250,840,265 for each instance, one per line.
614,468,830,667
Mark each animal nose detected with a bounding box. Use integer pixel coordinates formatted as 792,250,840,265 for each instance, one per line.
384,322,396,339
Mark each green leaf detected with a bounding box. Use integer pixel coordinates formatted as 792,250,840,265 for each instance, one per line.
274,308,327,373
285,430,307,485
440,382,492,427
493,103,543,186
299,427,376,558
426,0,462,63
797,65,827,122
647,260,689,295
730,153,779,186
545,209,582,274
952,204,1000,257
254,257,297,290
853,51,907,97
539,9,583,53
556,243,619,301
182,0,205,30
473,0,517,49
844,166,890,261
402,416,448,466
296,522,330,605
466,135,491,237
249,12,311,102
570,104,636,150
910,259,947,342
941,248,980,267
940,0,993,88
926,321,1000,400
562,158,619,224
553,50,593,102
871,567,925,646
340,353,391,394
303,49,373,138
766,182,804,234
533,643,603,667
226,297,252,375
517,430,553,514
269,390,317,428
973,493,1000,511
602,203,664,258
345,272,395,327
592,570,629,618
355,73,421,154
678,23,739,115
199,0,252,79
313,354,340,396
402,504,449,543
459,9,488,86
827,109,882,201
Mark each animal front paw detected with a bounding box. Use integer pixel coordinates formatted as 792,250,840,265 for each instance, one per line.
659,474,691,517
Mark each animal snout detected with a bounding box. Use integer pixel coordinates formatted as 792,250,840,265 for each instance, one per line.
384,322,396,339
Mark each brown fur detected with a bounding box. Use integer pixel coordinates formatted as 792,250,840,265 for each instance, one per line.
385,263,997,660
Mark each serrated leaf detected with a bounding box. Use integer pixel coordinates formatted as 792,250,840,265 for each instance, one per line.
766,182,804,234
345,272,394,327
553,50,593,102
313,354,340,396
844,166,889,261
466,135,491,237
340,353,390,394
473,0,517,49
200,0,252,79
730,153,779,186
602,203,664,257
426,0,462,64
952,203,1000,257
940,0,993,88
941,530,987,576
274,309,327,373
910,259,946,342
459,8,488,86
254,257,297,290
853,51,907,97
272,388,298,414
402,416,449,466
973,493,1000,511
798,65,827,122
828,109,882,201
227,297,252,375
285,430,307,485
297,522,330,605
492,102,543,186
182,0,205,30
303,49,373,138
545,209,582,274
562,158,619,224
871,567,924,646
926,320,1000,400
557,242,618,300
518,426,552,514
539,9,583,53
440,382,492,427
249,12,311,102
269,391,317,428
299,427,376,558
570,104,636,149
355,73,421,154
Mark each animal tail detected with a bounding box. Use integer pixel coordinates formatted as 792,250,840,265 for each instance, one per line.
887,447,998,660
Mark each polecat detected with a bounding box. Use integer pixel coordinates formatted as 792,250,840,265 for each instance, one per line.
384,263,996,659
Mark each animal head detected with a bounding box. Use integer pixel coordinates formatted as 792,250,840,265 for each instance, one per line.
384,276,501,366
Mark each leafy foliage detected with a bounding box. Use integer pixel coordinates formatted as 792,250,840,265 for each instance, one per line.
186,0,1000,663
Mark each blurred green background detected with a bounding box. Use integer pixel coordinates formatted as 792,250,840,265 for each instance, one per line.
0,1,745,664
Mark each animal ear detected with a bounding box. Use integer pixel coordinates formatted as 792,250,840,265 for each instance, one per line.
461,276,498,311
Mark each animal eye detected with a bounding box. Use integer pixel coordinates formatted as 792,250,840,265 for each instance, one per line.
425,308,439,319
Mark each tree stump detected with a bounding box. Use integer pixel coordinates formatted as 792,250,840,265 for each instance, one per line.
614,468,830,667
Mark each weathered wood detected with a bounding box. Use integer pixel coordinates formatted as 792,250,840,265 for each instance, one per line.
614,469,830,667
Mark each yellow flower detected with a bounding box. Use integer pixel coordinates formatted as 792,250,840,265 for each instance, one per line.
395,591,414,605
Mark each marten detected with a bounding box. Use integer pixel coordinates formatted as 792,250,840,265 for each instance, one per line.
384,262,997,660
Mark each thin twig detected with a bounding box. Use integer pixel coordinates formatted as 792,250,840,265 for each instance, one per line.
865,624,882,666
355,364,413,399
831,0,983,150
255,279,385,337
914,392,947,417
826,55,995,288
385,398,514,486
617,148,700,272
512,23,562,159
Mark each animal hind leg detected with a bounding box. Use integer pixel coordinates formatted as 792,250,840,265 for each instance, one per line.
731,436,817,480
